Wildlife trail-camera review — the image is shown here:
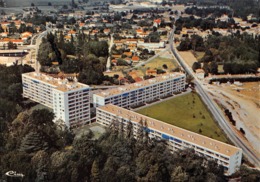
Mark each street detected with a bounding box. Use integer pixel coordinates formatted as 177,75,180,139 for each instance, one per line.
170,26,260,167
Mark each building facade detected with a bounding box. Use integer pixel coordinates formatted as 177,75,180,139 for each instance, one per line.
96,104,242,175
22,72,90,128
93,72,185,108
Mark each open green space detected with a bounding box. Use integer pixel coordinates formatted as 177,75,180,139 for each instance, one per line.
137,92,228,143
141,56,177,71
218,64,224,73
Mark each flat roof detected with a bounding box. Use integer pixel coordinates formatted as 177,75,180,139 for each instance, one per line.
22,72,89,92
98,104,241,157
94,72,185,98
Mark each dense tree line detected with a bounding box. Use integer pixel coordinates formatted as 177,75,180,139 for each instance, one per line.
178,33,259,75
1,108,259,181
185,7,232,18
224,0,259,21
0,64,34,152
38,31,109,85
0,22,43,34
178,0,259,21
175,16,236,32
0,110,226,181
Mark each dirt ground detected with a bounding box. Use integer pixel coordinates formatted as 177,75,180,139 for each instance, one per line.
222,82,260,102
178,51,197,67
206,82,260,155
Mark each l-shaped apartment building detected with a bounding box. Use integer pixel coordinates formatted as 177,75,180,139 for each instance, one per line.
93,72,186,108
22,71,242,174
96,104,242,175
22,72,90,128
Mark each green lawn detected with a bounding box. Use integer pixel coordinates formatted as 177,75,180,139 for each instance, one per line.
136,93,228,143
218,64,224,73
142,56,177,70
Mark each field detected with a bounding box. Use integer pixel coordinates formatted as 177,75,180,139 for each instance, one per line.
144,56,177,70
178,51,197,67
220,82,260,102
218,65,224,73
137,92,228,143
194,51,205,60
208,82,260,151
137,51,178,76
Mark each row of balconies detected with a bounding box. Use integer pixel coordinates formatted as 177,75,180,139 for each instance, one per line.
68,99,89,106
69,113,90,121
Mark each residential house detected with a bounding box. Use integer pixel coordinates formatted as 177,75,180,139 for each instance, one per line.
0,32,8,38
103,28,110,35
153,19,161,27
123,52,132,57
67,30,77,37
21,31,33,38
132,56,140,63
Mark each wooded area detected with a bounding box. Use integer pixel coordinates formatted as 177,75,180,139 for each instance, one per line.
38,32,108,85
178,33,259,75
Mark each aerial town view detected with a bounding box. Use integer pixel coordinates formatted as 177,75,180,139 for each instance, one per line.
0,0,259,181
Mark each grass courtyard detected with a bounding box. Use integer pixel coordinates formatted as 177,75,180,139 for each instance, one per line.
144,56,177,70
137,92,229,143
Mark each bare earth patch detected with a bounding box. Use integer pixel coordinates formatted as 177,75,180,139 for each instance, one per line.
206,82,260,157
178,51,197,67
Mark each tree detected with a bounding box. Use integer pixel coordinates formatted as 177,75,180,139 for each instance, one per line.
60,58,81,73
147,32,160,43
117,59,129,66
91,160,100,182
192,62,201,71
171,166,189,182
29,109,54,125
20,131,49,153
186,75,194,84
177,37,191,51
162,64,168,69
37,39,54,66
209,61,218,74
156,69,166,74
7,41,15,49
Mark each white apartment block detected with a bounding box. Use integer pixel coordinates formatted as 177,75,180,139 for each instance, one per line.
96,104,242,175
137,41,165,50
22,72,90,128
93,72,185,108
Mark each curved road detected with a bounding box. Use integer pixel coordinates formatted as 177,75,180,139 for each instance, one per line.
169,26,260,167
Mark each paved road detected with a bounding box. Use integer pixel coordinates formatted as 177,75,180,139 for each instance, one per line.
106,34,114,71
33,27,51,72
170,26,260,167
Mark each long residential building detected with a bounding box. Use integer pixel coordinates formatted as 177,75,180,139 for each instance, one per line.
22,72,90,128
96,104,242,175
93,72,186,108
